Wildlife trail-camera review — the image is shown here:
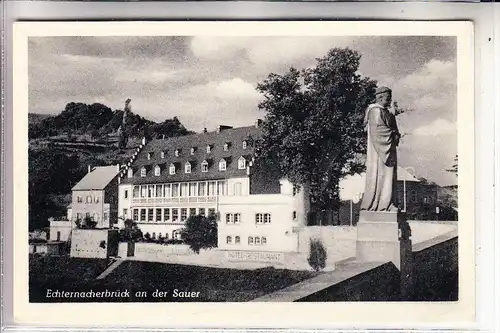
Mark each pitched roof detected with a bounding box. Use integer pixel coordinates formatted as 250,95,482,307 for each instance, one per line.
121,126,262,185
397,167,420,182
72,165,119,190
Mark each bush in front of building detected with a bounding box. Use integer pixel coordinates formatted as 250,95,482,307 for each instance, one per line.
181,214,218,254
308,238,327,272
118,219,143,242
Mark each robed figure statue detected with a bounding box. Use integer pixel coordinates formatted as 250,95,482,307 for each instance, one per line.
360,86,401,212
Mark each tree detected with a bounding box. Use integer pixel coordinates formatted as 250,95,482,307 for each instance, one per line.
307,238,327,271
180,215,218,254
256,48,378,210
446,155,458,177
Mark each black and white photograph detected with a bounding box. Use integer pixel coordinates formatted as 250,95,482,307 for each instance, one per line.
13,21,474,325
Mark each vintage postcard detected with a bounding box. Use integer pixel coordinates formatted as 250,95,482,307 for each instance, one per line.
12,21,474,327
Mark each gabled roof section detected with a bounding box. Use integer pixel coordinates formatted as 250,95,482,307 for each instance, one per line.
73,165,119,191
121,125,262,185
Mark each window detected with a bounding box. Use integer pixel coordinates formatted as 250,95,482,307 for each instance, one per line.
226,213,232,224
147,152,153,160
208,181,217,196
140,209,146,221
123,209,128,218
148,209,154,222
169,163,176,175
147,185,154,198
223,142,230,151
198,182,206,196
217,180,227,196
133,209,139,221
255,237,261,245
124,190,128,199
154,165,161,176
248,237,254,245
175,149,181,157
219,159,227,171
164,184,171,197
293,211,297,220
156,209,162,222
86,196,92,203
180,183,188,197
133,186,139,198
206,145,212,153
172,208,179,222
181,208,187,221
161,151,165,158
261,237,267,245
127,168,133,178
238,157,246,170
172,184,179,197
255,213,264,224
234,213,241,224
226,213,241,224
185,162,191,174
156,185,162,197
242,141,247,149
201,160,209,173
199,208,206,217
233,182,242,196
189,183,196,196
264,213,272,224
190,147,196,155
140,167,147,177
235,236,240,244
208,208,216,217
56,231,61,241
226,236,232,244
77,196,82,203
293,185,300,196
140,186,147,198
164,208,170,221
190,208,196,216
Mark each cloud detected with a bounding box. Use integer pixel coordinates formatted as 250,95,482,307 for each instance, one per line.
413,118,456,137
214,78,260,100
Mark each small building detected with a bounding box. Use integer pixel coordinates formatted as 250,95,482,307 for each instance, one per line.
70,165,120,229
49,219,74,242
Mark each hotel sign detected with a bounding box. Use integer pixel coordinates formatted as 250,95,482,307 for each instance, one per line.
226,250,285,264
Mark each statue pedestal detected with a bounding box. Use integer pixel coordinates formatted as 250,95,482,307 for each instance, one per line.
356,211,412,270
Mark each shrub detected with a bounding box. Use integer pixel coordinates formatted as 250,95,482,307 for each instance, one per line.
307,238,327,272
180,214,217,254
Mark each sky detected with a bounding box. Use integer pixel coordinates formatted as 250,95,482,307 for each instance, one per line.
28,36,457,186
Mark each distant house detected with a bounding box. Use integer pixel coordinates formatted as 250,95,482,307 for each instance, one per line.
70,165,120,229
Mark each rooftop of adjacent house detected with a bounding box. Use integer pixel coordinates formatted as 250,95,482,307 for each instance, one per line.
397,167,420,182
72,165,120,191
121,125,263,185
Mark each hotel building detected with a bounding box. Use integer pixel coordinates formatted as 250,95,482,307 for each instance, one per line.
118,122,311,252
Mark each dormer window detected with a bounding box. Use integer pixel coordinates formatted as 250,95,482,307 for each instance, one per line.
201,160,209,173
206,145,212,153
190,147,196,155
161,151,166,158
223,142,231,151
219,158,227,171
238,156,246,170
175,149,181,157
169,163,176,175
154,165,161,176
185,162,192,174
147,152,153,160
242,141,247,149
127,168,133,178
140,166,147,177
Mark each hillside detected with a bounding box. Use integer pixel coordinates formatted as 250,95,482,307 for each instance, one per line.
28,101,194,231
29,101,193,140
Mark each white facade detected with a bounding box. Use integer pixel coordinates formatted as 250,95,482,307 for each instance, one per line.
218,179,309,253
49,220,74,242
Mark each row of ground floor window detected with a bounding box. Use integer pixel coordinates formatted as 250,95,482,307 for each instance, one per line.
225,235,268,245
129,207,273,224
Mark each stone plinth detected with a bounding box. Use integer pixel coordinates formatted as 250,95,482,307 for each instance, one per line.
356,211,411,270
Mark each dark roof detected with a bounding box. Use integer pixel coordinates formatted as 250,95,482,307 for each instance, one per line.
73,165,119,190
121,126,262,185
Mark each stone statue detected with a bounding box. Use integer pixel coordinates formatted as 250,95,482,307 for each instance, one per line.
360,86,401,212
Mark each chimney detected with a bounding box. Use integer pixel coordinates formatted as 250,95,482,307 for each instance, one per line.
217,125,233,133
255,119,263,128
88,165,91,173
